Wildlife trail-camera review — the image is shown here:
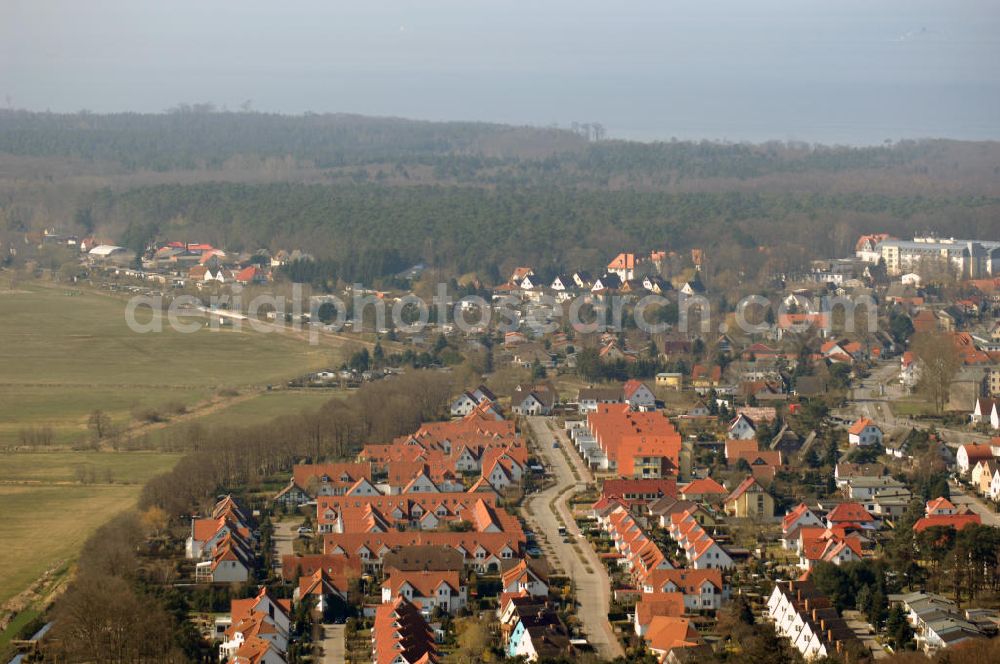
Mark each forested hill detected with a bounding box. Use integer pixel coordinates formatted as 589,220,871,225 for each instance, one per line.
0,109,586,169
2,109,1000,286
2,109,999,189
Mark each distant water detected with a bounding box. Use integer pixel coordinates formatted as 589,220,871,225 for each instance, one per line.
3,0,999,145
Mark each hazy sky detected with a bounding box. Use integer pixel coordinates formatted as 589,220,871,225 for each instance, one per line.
2,0,999,144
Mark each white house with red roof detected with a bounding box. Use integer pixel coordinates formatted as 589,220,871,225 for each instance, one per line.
372,597,438,664
900,351,920,389
925,497,957,517
798,528,864,570
781,503,824,549
608,252,649,281
623,379,657,410
825,502,877,530
501,560,548,598
957,443,997,475
294,569,347,615
678,477,728,503
218,588,291,662
641,568,727,611
381,569,467,615
848,418,882,446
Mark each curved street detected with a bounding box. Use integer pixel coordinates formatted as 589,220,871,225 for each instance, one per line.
523,416,624,661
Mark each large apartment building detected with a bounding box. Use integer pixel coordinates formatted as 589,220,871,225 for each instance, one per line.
867,236,1000,278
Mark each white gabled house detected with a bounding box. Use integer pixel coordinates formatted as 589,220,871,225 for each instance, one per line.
848,418,882,446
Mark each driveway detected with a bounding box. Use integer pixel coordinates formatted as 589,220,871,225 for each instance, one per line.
317,623,345,663
949,481,1000,527
523,416,625,661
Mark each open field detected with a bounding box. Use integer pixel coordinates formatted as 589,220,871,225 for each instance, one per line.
0,451,180,606
0,282,351,613
0,450,181,485
0,284,346,445
175,388,344,429
0,484,146,606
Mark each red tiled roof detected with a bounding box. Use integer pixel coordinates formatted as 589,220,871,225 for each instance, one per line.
848,418,877,435
680,477,727,497
925,497,956,514
913,513,981,533
635,592,685,628
826,502,874,523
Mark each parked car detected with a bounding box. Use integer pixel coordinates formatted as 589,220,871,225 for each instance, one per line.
297,527,313,537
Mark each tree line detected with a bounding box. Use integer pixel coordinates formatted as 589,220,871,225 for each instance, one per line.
141,370,454,519
83,181,1000,286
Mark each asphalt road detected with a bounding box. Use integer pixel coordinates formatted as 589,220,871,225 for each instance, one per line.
274,519,298,571
949,481,1000,527
838,360,989,447
318,624,346,664
523,416,625,661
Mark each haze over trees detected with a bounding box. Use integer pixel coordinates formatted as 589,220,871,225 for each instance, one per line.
2,109,1000,288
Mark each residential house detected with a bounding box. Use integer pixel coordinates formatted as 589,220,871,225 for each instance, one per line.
970,397,1000,430
766,580,859,660
501,560,549,598
512,386,555,416
634,593,686,636
848,418,883,446
643,616,703,662
218,588,291,662
690,364,722,392
623,379,657,410
655,372,683,390
586,404,682,477
888,592,985,654
723,476,774,519
601,478,678,505
507,607,573,662
591,274,622,293
641,568,727,612
782,503,824,549
678,478,728,504
913,512,982,533
294,569,347,616
380,569,467,615
372,597,439,664
727,413,757,441
957,443,996,475
608,252,646,281
578,386,624,413
834,462,887,489
450,385,498,417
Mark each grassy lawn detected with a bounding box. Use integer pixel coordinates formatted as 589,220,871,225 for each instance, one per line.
890,400,934,417
0,285,345,445
0,484,143,606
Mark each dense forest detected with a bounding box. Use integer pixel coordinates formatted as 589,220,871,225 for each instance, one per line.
0,109,585,168
94,182,1000,284
2,109,1000,284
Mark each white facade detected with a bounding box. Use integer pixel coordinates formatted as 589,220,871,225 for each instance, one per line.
848,423,883,446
